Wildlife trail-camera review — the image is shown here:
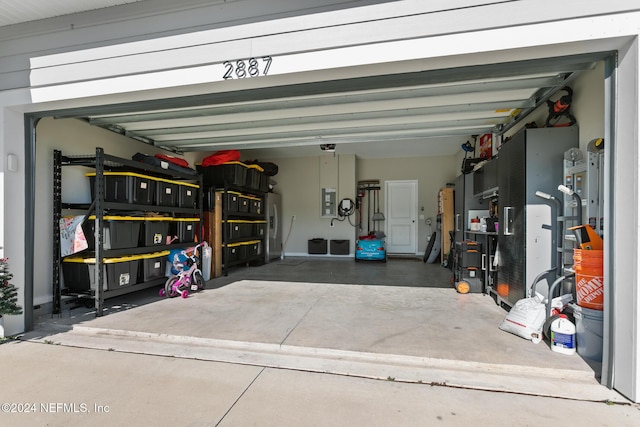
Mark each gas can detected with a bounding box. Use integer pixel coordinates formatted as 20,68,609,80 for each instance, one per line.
550,314,576,355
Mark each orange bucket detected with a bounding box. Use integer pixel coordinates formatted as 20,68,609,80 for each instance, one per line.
573,249,604,310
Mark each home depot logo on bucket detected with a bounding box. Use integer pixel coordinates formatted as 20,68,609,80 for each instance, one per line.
573,248,604,310
576,274,604,310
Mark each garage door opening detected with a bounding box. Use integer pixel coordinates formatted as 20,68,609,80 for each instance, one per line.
25,53,615,396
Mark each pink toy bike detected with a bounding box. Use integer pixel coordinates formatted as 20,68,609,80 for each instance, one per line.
159,242,206,299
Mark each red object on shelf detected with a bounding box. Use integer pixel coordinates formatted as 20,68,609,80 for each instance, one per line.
155,154,189,168
202,150,241,166
479,133,492,159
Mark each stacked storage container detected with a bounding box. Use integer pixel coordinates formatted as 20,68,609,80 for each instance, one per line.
196,160,267,273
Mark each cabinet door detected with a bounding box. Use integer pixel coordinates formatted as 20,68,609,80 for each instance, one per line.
497,132,527,305
473,168,484,196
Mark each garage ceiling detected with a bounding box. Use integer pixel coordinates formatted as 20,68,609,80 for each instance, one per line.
51,55,597,159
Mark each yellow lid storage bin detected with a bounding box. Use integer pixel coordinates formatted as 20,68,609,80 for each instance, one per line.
172,218,199,243
245,164,265,191
178,183,199,208
63,255,142,292
82,216,142,250
155,180,178,207
139,251,171,282
139,217,171,246
87,172,156,205
224,220,254,240
223,240,262,264
197,161,248,188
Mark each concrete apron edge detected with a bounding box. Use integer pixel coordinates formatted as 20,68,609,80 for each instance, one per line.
24,323,626,403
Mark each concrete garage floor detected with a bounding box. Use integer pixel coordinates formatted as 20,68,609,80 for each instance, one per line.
27,257,622,402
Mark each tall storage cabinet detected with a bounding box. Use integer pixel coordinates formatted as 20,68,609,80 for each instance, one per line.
454,172,487,243
53,148,202,316
496,126,578,307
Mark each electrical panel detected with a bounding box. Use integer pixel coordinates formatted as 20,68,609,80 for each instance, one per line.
321,187,336,217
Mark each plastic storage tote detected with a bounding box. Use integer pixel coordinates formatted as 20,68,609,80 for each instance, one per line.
140,218,171,246
87,172,156,205
178,183,199,208
155,179,178,207
62,255,141,291
83,216,141,250
173,218,199,243
198,161,248,187
139,251,170,282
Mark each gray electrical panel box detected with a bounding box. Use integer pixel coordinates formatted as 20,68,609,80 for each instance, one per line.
321,187,336,217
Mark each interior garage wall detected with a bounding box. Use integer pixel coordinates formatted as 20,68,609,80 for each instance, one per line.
357,155,457,254
260,154,356,256
260,153,455,256
32,117,197,311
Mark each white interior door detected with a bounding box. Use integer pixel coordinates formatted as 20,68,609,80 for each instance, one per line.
385,180,418,254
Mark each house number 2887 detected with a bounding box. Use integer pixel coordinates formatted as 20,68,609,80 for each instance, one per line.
223,56,273,79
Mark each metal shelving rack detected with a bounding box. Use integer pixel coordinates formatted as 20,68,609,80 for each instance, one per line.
218,184,266,276
53,147,203,316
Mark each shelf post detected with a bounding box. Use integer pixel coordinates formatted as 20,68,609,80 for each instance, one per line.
94,148,105,316
52,150,62,314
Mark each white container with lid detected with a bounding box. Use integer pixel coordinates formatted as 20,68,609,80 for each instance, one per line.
550,314,576,355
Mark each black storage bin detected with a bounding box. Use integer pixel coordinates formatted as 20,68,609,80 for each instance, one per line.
238,195,250,213
226,221,253,240
140,220,170,246
140,252,169,282
330,239,350,255
62,260,102,292
249,197,262,215
226,221,242,240
224,192,241,213
88,172,156,205
155,180,178,207
455,241,482,268
178,184,199,208
175,218,199,243
254,221,266,237
83,217,141,250
245,240,262,258
245,164,264,190
308,238,328,255
63,257,140,291
198,161,247,187
224,244,241,264
259,173,269,192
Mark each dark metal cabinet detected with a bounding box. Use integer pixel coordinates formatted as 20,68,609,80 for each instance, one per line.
454,173,487,244
496,126,578,307
473,158,499,197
